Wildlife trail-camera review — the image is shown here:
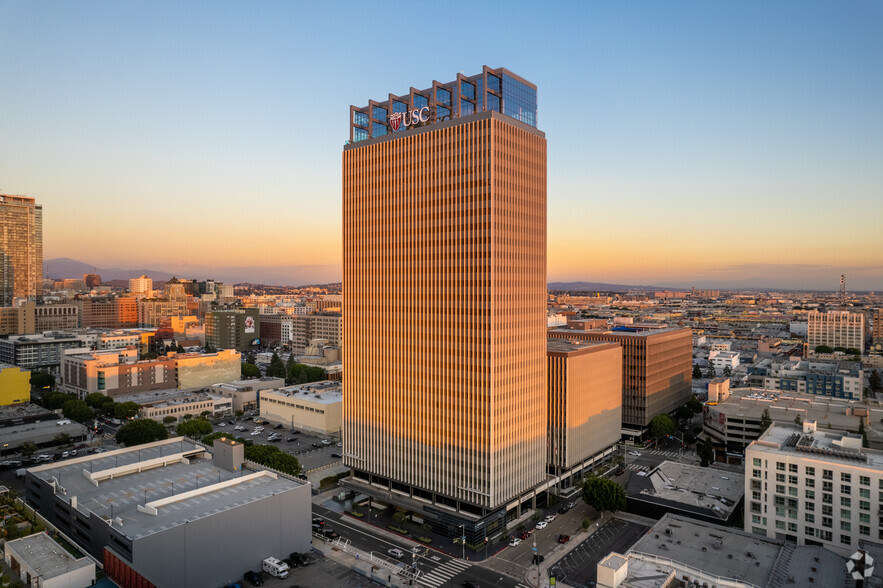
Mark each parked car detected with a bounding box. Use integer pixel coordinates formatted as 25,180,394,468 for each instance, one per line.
535,521,548,530
331,453,342,458
558,505,570,514
312,517,325,526
544,514,555,522
289,552,310,567
321,439,331,446
274,424,284,429
558,534,570,543
243,570,264,586
322,528,339,539
567,501,576,509
286,437,299,442
519,530,531,540
614,465,626,476
388,548,404,559
508,538,521,547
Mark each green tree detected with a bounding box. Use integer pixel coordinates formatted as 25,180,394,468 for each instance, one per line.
870,370,882,392
242,363,261,379
698,438,714,467
84,392,107,408
114,401,140,420
675,405,692,422
649,414,677,439
203,341,215,354
163,415,178,425
62,399,93,423
815,345,834,353
99,397,117,416
20,441,38,457
760,408,772,433
40,392,77,410
392,511,408,526
267,352,286,379
692,365,702,379
176,418,213,438
794,414,803,426
580,476,626,514
176,343,185,353
116,419,169,447
686,396,703,414
705,364,716,379
243,443,301,475
53,433,71,446
723,366,732,377
29,370,55,389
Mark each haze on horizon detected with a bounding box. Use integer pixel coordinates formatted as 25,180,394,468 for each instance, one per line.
2,1,881,291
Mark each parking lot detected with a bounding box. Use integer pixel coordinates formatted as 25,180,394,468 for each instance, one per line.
213,416,343,472
549,517,648,587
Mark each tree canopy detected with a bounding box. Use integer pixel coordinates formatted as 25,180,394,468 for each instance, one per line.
581,476,626,513
244,444,301,476
286,363,325,385
649,414,677,439
698,437,714,467
114,401,141,420
686,396,703,414
241,363,261,379
30,370,55,389
814,345,834,353
176,418,213,438
760,408,772,433
84,392,108,408
267,352,286,379
692,365,702,379
116,419,169,447
39,392,77,411
62,399,93,423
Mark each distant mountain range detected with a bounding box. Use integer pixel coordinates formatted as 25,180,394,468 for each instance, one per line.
547,281,663,292
43,258,340,287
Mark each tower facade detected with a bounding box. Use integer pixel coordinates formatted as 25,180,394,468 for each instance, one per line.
342,68,547,526
0,194,43,305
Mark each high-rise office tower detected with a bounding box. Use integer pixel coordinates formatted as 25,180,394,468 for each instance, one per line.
0,194,43,305
343,66,547,539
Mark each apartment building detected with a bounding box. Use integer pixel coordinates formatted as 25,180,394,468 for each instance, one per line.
748,358,864,400
746,421,883,557
0,194,42,305
81,295,138,328
205,308,260,351
128,275,152,295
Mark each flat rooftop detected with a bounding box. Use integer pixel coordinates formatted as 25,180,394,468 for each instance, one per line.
550,326,686,338
28,437,305,541
264,380,341,404
753,422,883,469
3,419,88,445
629,513,847,587
627,461,743,520
546,339,618,354
5,532,94,580
713,388,869,429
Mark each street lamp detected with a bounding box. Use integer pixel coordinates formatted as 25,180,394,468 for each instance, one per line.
458,524,465,560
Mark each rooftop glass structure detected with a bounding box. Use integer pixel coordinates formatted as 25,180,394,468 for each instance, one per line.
349,65,537,142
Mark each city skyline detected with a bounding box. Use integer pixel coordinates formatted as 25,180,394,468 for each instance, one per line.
1,1,881,289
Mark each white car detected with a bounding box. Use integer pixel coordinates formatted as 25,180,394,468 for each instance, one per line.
321,439,332,446
250,431,262,436
629,451,641,456
509,538,521,547
387,548,404,559
535,521,548,530
544,514,556,523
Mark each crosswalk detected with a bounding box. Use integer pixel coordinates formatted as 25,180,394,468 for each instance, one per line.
625,463,649,472
648,449,682,458
417,558,471,587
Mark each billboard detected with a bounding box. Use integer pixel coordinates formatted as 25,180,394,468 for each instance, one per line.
244,316,255,334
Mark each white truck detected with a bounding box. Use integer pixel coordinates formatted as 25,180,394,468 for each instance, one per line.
262,556,289,579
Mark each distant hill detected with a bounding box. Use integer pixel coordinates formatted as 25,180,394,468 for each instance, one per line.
548,281,663,292
44,258,178,282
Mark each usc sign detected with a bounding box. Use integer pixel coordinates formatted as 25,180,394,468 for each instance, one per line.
389,107,430,132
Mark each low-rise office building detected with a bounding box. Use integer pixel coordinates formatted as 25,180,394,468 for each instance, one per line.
708,349,739,372
745,421,883,557
626,461,744,525
33,303,80,332
4,532,96,588
598,513,847,588
0,418,89,454
0,332,90,376
23,437,311,588
210,377,285,413
205,308,260,351
808,309,865,351
174,349,240,389
138,393,227,421
260,380,342,434
748,358,863,400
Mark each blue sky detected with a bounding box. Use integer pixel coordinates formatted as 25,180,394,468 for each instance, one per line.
1,1,881,289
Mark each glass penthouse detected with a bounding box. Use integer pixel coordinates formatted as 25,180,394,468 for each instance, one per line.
349,65,537,143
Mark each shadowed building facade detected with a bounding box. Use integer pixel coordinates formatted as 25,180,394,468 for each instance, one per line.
343,67,547,540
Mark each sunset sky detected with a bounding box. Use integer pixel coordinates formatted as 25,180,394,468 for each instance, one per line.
1,1,881,289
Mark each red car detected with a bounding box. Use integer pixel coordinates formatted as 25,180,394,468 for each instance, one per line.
558,534,570,543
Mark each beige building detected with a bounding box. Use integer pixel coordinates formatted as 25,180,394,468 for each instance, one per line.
129,275,153,295
343,67,547,538
210,377,285,413
260,381,342,435
174,349,240,389
4,532,95,588
547,339,622,473
0,303,35,335
138,394,225,421
0,194,42,306
549,326,693,431
61,348,175,397
33,303,80,331
808,310,865,351
746,421,883,557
